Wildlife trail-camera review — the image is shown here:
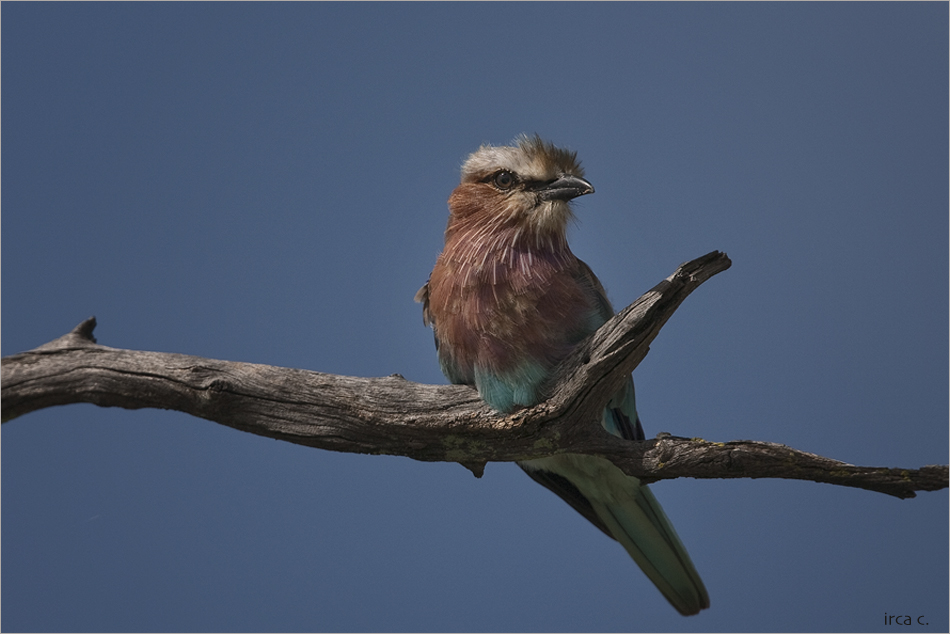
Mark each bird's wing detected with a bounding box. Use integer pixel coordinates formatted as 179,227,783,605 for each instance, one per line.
414,280,433,327
605,378,646,441
572,259,645,441
572,257,615,322
415,279,443,353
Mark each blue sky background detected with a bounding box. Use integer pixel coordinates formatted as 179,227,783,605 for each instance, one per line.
2,3,947,632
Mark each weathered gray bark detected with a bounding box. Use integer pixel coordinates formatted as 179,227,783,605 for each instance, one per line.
2,251,946,499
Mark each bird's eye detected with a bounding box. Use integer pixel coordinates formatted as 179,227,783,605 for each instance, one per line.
492,170,516,190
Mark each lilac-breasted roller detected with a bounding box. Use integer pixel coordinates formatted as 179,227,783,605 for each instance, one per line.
416,135,709,615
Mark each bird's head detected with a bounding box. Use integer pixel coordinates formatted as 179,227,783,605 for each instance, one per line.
446,135,594,243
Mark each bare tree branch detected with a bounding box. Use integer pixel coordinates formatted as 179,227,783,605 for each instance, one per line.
2,251,946,499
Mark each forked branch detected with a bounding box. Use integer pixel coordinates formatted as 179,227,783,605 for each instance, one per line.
2,251,946,499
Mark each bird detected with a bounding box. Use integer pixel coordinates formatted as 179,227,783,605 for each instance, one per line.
415,135,709,616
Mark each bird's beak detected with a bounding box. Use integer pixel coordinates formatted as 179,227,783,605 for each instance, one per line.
536,175,595,202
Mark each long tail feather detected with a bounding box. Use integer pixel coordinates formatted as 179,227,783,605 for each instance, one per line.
520,454,709,616
591,484,709,616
